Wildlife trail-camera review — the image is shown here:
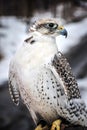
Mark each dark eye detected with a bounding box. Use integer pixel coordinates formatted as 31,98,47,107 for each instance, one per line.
49,23,55,27
44,23,58,29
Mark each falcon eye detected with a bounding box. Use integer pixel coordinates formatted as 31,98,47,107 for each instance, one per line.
44,23,58,29
49,23,55,27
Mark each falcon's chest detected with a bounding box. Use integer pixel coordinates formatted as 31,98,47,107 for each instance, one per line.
19,64,60,120
19,62,59,104
14,38,58,94
20,62,55,92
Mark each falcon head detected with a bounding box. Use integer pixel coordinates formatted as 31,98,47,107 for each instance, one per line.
30,19,67,38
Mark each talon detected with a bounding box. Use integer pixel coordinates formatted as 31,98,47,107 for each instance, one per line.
35,124,48,130
50,120,62,130
35,124,43,130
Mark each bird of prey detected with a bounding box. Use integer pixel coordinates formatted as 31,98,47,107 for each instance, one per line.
9,19,87,130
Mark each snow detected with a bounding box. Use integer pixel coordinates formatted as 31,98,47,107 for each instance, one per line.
0,17,27,84
0,16,87,106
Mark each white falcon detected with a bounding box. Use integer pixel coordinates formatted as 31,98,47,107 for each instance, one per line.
9,19,87,130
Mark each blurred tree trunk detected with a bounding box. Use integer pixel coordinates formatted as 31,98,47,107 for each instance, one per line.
51,0,57,17
0,0,87,18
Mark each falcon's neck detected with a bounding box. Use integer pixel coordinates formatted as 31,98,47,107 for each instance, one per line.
29,31,56,43
28,31,58,56
14,31,58,68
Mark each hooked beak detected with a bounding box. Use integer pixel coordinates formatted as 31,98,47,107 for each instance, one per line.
58,26,68,38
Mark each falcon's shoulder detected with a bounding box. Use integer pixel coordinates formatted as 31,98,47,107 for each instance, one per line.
51,51,81,100
8,61,20,105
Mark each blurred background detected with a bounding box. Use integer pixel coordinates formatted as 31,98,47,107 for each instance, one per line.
0,0,87,130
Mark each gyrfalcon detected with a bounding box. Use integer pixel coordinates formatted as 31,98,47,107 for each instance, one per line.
9,19,87,130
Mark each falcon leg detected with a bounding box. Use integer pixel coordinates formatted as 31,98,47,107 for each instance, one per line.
50,120,62,130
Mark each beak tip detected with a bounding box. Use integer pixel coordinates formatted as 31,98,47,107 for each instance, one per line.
60,29,68,38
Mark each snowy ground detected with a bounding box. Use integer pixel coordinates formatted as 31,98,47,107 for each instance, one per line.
0,17,27,83
0,16,87,105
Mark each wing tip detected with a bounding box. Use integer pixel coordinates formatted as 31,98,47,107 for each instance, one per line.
9,82,20,106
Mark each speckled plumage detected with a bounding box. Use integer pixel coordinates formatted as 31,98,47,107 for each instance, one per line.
9,19,87,127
